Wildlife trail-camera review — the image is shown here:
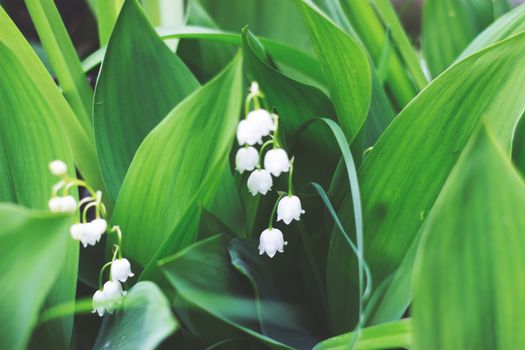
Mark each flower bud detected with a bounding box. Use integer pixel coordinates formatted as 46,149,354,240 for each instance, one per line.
48,196,77,213
103,280,125,313
258,228,287,258
277,195,305,225
247,169,273,196
235,146,259,174
111,258,134,283
49,160,67,176
264,148,290,177
92,290,106,317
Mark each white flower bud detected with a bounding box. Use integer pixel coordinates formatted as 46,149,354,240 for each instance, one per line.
258,228,287,258
90,219,107,238
249,81,259,94
237,119,262,146
92,290,106,317
111,258,134,283
49,160,67,176
247,169,273,196
235,147,259,174
277,195,305,225
264,148,290,177
70,223,83,240
48,197,62,212
103,280,125,313
247,109,275,138
48,196,77,213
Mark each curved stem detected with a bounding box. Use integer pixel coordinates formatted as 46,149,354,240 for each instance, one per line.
288,157,295,196
111,226,123,258
268,193,286,229
82,202,97,223
258,139,275,168
98,261,113,290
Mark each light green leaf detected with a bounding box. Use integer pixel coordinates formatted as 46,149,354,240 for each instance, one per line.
331,31,525,329
412,127,525,349
111,53,242,267
0,43,78,349
93,281,177,350
24,0,93,135
0,204,72,350
94,0,199,204
297,0,371,142
422,0,510,77
0,5,105,194
160,234,293,349
143,0,187,50
88,0,125,46
313,319,411,350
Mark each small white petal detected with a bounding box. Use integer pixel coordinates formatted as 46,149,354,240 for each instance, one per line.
103,280,124,313
70,223,83,240
111,258,134,283
258,228,286,258
249,81,259,94
48,197,62,213
247,169,273,196
277,195,305,225
92,290,106,317
49,160,68,176
90,219,107,241
264,148,290,177
235,147,259,174
247,109,274,138
237,119,262,146
61,196,77,213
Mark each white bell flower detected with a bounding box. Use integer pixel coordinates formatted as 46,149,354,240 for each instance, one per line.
48,195,77,213
90,219,107,238
277,195,305,225
49,160,67,177
264,148,290,177
249,81,259,94
247,169,273,195
111,258,134,283
103,280,125,313
258,228,287,258
92,290,106,317
237,118,262,146
235,146,259,174
247,109,275,137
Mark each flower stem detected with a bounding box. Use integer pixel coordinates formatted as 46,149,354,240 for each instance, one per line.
288,157,295,196
268,193,286,229
258,139,275,168
98,261,112,290
111,226,123,258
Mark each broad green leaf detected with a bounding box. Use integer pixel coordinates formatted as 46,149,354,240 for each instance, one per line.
314,319,411,350
24,0,94,135
330,31,525,330
0,43,78,349
412,127,525,349
297,0,371,142
94,0,199,204
0,5,104,194
111,53,242,267
88,0,124,46
93,282,177,350
160,234,292,349
422,0,510,77
0,204,72,350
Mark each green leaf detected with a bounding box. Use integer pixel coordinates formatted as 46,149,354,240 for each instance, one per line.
160,234,293,349
24,0,94,135
313,319,411,350
94,0,199,203
93,281,177,350
142,0,186,51
422,0,510,77
88,0,125,46
0,204,72,350
0,43,79,349
0,5,105,194
111,53,242,267
331,31,525,329
297,0,371,142
412,127,525,349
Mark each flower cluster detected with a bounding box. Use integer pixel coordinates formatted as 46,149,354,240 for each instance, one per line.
235,82,305,258
48,160,133,317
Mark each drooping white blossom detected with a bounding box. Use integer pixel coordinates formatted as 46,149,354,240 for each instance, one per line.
247,109,275,138
48,195,77,213
111,258,134,283
92,290,106,317
235,146,259,174
264,148,290,177
70,219,106,247
237,118,263,146
49,160,67,177
247,169,273,195
103,280,125,313
258,228,287,258
277,195,305,225
91,218,107,238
